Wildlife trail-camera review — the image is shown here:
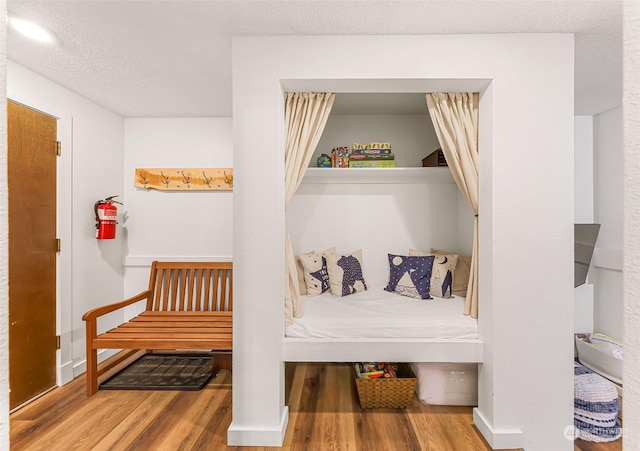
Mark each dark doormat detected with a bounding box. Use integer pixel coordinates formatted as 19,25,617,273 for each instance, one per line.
100,353,213,391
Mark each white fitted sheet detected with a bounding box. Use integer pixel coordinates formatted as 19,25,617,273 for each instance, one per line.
285,287,478,339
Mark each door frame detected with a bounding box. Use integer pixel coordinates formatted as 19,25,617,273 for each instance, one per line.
8,96,73,386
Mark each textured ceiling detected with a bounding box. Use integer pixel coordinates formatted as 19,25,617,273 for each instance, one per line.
7,0,622,117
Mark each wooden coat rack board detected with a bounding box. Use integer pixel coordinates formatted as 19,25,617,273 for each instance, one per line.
134,168,233,191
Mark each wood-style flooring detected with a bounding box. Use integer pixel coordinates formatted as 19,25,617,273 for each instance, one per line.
10,361,621,450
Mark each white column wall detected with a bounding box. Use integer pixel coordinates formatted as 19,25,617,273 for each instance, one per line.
476,42,573,449
593,107,624,339
231,53,289,444
7,61,125,379
231,34,574,450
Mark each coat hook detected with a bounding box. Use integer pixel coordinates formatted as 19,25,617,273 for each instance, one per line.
160,171,170,187
202,171,212,187
181,171,191,187
138,170,149,188
224,171,233,188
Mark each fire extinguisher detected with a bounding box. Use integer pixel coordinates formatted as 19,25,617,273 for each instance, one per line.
94,195,122,239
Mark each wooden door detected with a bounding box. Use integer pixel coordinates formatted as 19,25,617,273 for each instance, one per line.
8,100,58,410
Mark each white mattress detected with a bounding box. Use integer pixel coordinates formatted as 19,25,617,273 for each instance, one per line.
285,287,478,339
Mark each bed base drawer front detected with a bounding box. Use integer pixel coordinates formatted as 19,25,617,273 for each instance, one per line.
283,338,483,363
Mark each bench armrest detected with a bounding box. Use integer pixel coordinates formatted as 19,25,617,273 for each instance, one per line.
82,290,152,322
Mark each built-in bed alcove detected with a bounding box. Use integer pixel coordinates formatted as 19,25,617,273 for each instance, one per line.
283,91,483,364
231,35,575,449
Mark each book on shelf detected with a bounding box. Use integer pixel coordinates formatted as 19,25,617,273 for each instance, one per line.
326,143,396,168
422,148,448,167
349,160,397,168
330,146,350,168
351,149,392,155
349,153,395,160
352,142,391,151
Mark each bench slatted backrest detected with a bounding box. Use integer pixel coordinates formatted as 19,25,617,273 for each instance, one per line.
146,261,233,312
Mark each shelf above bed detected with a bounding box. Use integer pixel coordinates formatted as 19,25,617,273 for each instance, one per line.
302,167,455,184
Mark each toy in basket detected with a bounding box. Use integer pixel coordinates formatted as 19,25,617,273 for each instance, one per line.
354,362,417,409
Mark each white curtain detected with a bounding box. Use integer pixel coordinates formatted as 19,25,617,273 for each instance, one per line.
284,92,335,324
426,92,479,318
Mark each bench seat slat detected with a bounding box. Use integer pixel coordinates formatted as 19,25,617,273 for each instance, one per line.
95,332,230,339
117,322,231,329
95,326,231,336
94,334,231,341
130,311,231,318
129,315,233,324
121,316,231,322
102,328,231,335
93,338,232,349
95,333,232,341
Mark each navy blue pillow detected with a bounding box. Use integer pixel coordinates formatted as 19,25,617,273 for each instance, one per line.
384,254,435,299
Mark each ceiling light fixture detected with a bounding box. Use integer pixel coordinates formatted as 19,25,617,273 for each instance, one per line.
8,14,63,46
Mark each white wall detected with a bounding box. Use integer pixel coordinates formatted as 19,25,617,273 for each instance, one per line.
122,118,233,314
123,118,233,259
593,106,623,339
0,3,8,446
232,34,574,450
575,116,594,223
293,110,471,287
574,116,595,333
314,113,439,167
287,180,464,287
623,3,640,446
7,61,125,379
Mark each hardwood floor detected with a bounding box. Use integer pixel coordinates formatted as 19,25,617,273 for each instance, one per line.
10,361,621,450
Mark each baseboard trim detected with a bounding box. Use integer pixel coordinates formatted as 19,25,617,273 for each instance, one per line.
227,406,289,446
73,349,121,378
57,359,74,386
473,408,523,449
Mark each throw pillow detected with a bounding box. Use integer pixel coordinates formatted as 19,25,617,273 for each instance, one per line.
299,247,336,296
431,248,471,297
384,254,435,300
410,249,458,298
326,249,367,297
296,251,313,296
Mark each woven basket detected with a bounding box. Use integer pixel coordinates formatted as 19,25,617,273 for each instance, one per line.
354,363,416,409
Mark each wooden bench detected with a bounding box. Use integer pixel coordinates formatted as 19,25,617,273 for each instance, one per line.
82,261,232,396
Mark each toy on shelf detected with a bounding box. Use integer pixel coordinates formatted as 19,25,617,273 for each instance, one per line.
355,362,398,379
317,153,332,167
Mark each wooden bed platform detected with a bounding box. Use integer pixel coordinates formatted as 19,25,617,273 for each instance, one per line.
283,337,483,363
283,291,483,363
